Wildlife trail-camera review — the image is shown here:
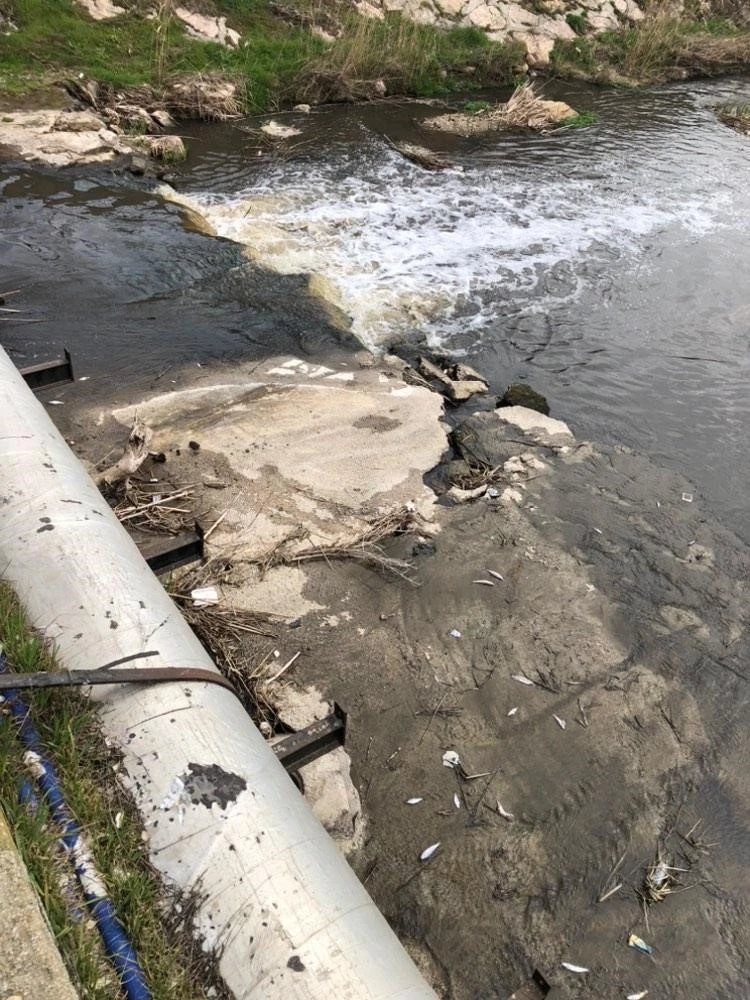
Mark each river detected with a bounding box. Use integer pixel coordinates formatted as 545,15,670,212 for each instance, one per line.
2,76,750,999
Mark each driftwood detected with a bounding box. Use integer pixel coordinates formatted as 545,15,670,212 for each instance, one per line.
94,417,152,487
389,140,452,171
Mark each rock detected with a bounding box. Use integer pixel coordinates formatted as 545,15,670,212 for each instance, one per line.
468,5,507,30
448,362,489,387
261,120,301,139
273,685,363,852
130,134,188,162
498,382,549,415
435,0,464,14
513,31,556,68
355,0,385,17
417,356,451,387
174,7,241,47
445,379,489,402
128,154,149,176
75,0,124,19
114,103,153,131
446,483,488,503
496,405,574,447
453,411,534,467
292,103,312,114
150,108,175,129
52,110,105,132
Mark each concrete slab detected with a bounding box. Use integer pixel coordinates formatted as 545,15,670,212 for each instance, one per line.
0,812,79,1000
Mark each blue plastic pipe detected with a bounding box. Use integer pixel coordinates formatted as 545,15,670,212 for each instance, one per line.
0,651,152,1000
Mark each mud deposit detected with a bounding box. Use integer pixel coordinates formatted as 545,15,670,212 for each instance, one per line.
268,440,750,999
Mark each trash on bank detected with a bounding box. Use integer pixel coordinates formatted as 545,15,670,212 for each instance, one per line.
626,991,648,999
442,750,461,769
512,673,535,686
553,715,566,730
507,707,518,716
406,797,423,805
561,962,589,973
420,842,441,861
628,934,653,955
191,586,220,607
497,801,514,820
449,628,462,638
682,492,693,503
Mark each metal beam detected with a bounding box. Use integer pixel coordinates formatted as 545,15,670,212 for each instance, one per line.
271,706,347,773
19,349,75,392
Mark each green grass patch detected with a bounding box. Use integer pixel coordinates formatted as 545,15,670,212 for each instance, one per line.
0,583,223,1000
565,11,589,35
716,100,750,133
551,12,750,84
557,109,598,128
463,99,491,113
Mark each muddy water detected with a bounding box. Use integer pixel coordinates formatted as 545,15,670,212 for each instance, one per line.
3,77,750,999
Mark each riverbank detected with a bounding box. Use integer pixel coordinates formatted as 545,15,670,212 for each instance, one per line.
48,339,750,999
1,0,750,124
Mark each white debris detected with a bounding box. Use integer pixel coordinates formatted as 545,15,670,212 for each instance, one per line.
512,674,535,686
449,628,462,638
553,714,567,730
682,492,693,503
261,120,301,139
442,750,461,769
507,707,518,716
453,793,461,810
497,801,514,820
626,992,648,1000
420,842,441,861
406,797,423,805
561,962,589,973
191,586,220,607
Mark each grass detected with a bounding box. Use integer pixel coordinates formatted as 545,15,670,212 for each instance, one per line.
552,6,750,84
557,109,598,128
0,583,224,1000
295,15,525,102
464,99,491,113
716,100,750,133
0,2,524,108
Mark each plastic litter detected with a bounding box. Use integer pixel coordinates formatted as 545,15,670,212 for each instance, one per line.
191,586,220,607
628,934,653,955
449,629,462,639
561,962,589,973
487,488,499,499
553,715,566,730
442,750,461,769
682,492,693,503
420,842,440,861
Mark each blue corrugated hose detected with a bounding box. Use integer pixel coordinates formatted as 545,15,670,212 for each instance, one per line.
0,650,152,1000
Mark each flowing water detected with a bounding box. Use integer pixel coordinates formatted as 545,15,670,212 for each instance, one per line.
2,76,750,998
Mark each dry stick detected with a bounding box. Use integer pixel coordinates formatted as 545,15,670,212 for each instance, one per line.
266,650,300,685
417,691,448,746
469,766,501,824
204,508,230,542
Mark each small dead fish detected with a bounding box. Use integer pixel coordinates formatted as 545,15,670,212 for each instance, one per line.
497,801,514,820
420,842,440,862
626,992,648,1000
507,707,518,716
48,400,64,405
553,715,567,730
487,570,504,581
406,798,423,805
453,793,461,809
628,934,653,955
473,579,495,586
561,962,589,973
512,674,535,686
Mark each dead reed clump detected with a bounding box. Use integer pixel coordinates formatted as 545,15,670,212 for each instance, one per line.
424,83,576,137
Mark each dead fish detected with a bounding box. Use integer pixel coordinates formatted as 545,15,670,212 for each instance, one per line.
561,962,589,973
453,793,461,809
507,707,518,716
406,798,423,805
553,715,567,730
628,934,653,955
487,570,504,581
473,579,495,586
497,801,514,820
512,674,535,686
593,527,603,534
626,992,648,1000
420,842,440,861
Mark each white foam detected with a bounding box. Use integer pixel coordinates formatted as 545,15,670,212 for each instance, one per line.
176,136,733,351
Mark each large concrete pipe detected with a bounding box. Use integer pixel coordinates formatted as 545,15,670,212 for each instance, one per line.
0,346,437,1000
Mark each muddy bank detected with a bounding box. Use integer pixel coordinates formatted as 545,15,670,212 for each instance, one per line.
67,350,750,999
